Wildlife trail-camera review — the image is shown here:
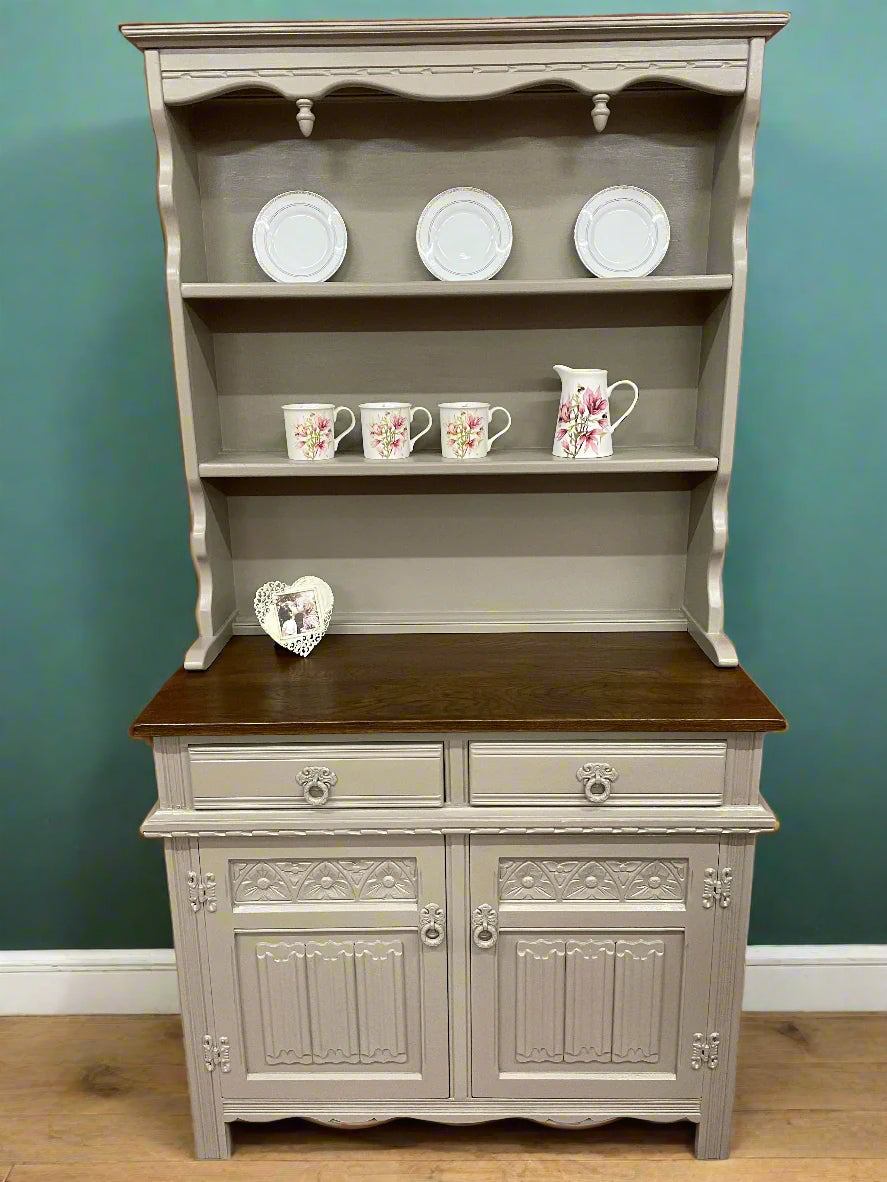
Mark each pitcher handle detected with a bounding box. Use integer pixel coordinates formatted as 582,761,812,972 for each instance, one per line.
487,406,512,449
409,406,433,452
333,405,356,449
607,380,639,433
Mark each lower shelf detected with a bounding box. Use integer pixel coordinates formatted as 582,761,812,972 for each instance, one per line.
198,446,718,478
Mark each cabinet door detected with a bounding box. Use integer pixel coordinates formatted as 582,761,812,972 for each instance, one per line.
200,836,449,1100
469,837,717,1099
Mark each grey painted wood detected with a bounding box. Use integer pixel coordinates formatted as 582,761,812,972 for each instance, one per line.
200,448,717,477
123,14,784,667
150,729,775,1158
164,838,231,1159
121,14,789,51
187,741,444,808
468,740,727,806
142,800,779,839
199,835,449,1100
469,835,717,1098
182,275,733,300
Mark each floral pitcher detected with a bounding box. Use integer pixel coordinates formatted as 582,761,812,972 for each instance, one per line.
552,365,639,458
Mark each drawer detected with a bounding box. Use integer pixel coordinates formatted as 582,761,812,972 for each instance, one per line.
188,743,444,809
468,741,726,806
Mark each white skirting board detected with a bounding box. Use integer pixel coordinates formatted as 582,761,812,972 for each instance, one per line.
0,946,884,1015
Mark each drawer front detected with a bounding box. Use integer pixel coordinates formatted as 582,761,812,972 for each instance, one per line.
468,741,726,806
188,743,444,809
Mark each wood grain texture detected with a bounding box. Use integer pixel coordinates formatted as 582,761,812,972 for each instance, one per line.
1,1013,884,1173
739,1014,887,1063
130,634,785,738
8,1162,886,1181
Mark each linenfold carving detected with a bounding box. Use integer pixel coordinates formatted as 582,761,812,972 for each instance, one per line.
512,936,665,1065
499,858,687,903
256,939,408,1065
231,858,417,903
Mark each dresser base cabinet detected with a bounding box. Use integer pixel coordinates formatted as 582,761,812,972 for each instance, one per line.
145,728,777,1158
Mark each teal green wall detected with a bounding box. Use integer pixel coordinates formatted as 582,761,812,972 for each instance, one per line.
2,1,884,949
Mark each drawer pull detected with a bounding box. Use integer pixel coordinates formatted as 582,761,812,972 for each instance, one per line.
472,903,499,949
420,903,446,948
576,761,618,804
296,765,337,807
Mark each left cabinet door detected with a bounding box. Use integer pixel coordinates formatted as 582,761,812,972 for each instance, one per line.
199,836,449,1101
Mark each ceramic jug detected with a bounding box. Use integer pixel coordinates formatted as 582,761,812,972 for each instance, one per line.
552,365,639,458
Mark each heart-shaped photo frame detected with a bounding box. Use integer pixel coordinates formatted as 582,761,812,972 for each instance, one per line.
253,576,334,657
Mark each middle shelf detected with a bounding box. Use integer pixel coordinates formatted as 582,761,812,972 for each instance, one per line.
199,446,718,478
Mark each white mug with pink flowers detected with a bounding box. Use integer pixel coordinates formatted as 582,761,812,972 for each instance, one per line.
552,365,639,459
283,403,356,462
439,401,512,459
359,401,433,461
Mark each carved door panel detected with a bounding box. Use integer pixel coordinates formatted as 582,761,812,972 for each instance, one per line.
200,836,449,1100
469,837,717,1098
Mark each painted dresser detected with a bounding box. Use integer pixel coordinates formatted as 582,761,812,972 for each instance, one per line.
124,13,788,1161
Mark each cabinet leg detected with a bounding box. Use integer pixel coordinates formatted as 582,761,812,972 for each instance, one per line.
694,1104,733,1160
192,1113,232,1160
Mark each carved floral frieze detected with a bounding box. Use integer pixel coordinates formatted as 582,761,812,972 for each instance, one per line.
231,858,417,903
498,858,687,903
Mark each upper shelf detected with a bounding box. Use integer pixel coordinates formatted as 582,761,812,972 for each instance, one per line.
199,446,718,479
182,276,733,302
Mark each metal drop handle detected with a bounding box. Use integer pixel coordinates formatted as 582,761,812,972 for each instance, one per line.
472,903,498,949
576,761,618,804
296,765,337,807
420,903,446,948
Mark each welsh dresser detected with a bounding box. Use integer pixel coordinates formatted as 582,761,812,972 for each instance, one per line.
125,13,788,1160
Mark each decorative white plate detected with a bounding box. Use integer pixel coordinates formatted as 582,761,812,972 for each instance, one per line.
254,576,334,657
574,186,670,278
416,187,512,281
252,192,347,283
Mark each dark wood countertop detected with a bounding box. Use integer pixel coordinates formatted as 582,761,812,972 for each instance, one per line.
130,633,785,738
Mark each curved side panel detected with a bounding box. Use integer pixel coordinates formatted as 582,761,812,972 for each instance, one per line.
145,51,234,670
684,39,765,666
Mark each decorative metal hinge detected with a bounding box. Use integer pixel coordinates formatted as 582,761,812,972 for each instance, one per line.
690,1031,721,1070
202,1034,231,1073
701,866,733,909
187,871,217,913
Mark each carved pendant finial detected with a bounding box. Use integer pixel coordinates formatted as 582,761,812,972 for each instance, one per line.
296,98,315,138
591,93,610,133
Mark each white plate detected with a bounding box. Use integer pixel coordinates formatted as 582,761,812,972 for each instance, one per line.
416,188,512,281
252,191,347,283
574,186,670,278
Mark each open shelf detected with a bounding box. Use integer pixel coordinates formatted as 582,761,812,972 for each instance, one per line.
182,276,733,302
199,446,718,478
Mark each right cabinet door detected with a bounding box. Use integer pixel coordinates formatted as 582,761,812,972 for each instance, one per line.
469,836,718,1098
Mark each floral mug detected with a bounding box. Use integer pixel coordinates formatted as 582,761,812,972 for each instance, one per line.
552,365,639,458
283,403,356,462
439,401,512,459
359,401,433,460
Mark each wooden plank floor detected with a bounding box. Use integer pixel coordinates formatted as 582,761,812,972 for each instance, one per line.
0,1014,884,1180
